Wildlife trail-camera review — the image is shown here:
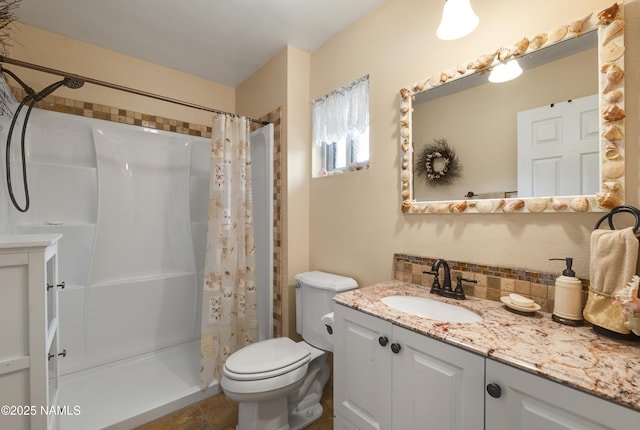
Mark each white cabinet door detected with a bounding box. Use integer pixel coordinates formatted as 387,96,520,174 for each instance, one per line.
334,305,485,430
392,325,484,430
334,305,392,430
485,359,640,430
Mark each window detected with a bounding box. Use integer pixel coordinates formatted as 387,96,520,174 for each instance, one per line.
312,75,369,176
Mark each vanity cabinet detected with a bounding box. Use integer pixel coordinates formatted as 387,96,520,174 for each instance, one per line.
333,304,484,430
334,302,640,430
0,234,63,430
485,359,639,430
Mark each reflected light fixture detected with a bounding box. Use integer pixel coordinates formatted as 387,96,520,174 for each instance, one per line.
436,0,479,40
488,59,523,83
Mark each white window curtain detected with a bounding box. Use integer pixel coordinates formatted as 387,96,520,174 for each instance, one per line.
312,75,369,147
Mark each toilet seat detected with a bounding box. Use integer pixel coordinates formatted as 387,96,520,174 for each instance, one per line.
223,337,311,381
222,338,311,398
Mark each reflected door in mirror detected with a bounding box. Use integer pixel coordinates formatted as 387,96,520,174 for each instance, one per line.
517,94,599,197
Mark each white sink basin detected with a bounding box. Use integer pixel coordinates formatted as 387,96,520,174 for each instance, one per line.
381,295,482,323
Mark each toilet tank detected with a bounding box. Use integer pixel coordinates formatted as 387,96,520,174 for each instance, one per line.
295,271,358,351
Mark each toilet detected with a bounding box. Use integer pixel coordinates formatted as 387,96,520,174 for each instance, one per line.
221,271,358,430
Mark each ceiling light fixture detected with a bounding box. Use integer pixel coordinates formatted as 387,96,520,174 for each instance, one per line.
436,0,479,41
488,59,523,83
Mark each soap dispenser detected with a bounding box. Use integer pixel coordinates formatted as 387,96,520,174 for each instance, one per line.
550,258,584,326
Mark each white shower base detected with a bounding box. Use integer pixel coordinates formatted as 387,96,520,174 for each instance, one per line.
58,340,219,430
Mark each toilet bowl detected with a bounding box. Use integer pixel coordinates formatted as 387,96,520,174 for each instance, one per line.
221,271,358,430
222,337,311,430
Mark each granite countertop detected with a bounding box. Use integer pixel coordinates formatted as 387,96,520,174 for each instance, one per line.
333,281,640,412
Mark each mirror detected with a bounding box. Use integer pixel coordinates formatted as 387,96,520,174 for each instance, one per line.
400,3,625,214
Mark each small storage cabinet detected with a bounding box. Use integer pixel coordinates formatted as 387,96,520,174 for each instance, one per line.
0,234,63,430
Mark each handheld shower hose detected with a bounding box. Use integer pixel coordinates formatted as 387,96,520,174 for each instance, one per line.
2,68,84,212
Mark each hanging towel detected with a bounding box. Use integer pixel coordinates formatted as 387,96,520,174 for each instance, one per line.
583,226,639,334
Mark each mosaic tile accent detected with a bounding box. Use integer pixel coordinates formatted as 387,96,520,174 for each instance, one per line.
10,86,215,137
9,85,285,337
393,253,589,313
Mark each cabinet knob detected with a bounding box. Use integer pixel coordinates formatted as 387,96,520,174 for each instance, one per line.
378,336,389,347
390,343,402,353
325,324,333,335
486,383,502,398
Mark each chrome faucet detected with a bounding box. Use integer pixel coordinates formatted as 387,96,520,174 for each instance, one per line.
425,259,476,300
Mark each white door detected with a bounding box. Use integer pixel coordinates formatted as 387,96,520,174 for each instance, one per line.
392,325,484,430
517,94,599,197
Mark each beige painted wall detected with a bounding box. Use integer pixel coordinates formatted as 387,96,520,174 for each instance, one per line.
309,0,638,286
237,46,311,337
6,23,235,126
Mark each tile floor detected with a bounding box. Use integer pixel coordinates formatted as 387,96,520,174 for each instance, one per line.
135,356,334,430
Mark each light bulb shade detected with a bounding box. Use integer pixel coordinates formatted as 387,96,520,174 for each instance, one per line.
488,60,523,83
436,0,479,40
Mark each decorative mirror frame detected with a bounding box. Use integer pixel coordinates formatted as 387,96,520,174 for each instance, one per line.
400,3,625,214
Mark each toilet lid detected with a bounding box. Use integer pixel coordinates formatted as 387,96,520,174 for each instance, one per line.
224,337,311,380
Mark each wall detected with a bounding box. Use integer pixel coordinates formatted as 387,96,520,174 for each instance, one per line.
309,0,639,287
237,46,311,338
6,23,235,126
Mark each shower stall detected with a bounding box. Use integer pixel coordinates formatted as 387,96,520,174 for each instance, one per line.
0,106,273,429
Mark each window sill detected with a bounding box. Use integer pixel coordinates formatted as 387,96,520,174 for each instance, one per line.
314,162,370,178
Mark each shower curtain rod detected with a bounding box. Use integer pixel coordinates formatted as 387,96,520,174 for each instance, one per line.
0,55,270,126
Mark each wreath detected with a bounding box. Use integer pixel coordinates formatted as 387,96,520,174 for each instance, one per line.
415,138,462,186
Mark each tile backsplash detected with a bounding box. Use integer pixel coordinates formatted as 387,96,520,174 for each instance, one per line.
393,253,589,313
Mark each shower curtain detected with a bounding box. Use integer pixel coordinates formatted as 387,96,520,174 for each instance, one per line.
200,113,258,389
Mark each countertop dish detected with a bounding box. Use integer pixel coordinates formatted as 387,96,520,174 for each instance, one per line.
333,281,640,412
500,295,542,313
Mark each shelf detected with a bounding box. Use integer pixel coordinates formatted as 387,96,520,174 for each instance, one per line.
0,356,30,376
14,223,97,228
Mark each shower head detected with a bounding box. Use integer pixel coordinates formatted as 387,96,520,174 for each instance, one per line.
63,77,84,89
33,76,84,101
